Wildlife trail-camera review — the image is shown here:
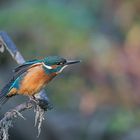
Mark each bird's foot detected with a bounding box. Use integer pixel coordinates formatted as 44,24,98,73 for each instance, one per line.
29,95,53,111
29,96,39,104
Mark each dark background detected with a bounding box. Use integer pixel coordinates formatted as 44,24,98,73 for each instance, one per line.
0,0,140,140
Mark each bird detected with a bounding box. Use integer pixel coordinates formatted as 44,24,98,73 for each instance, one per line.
0,56,80,106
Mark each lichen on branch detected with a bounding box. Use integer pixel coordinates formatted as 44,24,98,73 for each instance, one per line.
0,100,46,140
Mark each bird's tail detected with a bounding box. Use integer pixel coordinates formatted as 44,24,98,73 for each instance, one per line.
0,78,14,107
0,86,9,107
0,93,9,107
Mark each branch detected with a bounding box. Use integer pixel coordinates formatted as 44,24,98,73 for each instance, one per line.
0,31,50,140
0,31,25,64
0,101,33,140
0,100,46,140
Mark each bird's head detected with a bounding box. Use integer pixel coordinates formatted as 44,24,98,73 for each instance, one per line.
42,56,80,74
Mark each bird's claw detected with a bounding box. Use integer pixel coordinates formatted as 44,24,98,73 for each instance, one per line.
29,95,53,111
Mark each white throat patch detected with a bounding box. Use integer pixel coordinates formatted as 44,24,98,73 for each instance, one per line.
58,65,68,73
42,62,53,69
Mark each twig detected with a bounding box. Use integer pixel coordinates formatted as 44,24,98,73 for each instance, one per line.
0,31,50,140
0,101,34,140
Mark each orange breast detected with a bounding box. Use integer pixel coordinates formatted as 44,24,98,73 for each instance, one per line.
18,65,56,96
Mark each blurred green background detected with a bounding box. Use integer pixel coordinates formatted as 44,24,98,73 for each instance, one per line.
0,0,140,140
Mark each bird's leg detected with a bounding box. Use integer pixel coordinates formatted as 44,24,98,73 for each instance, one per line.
29,94,53,110
29,95,39,104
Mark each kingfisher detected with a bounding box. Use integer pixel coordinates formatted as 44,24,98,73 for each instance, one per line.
0,56,80,106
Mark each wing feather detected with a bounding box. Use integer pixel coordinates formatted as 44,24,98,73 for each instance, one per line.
14,59,39,73
0,59,42,106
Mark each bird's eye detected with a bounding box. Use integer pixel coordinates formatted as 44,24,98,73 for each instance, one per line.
57,62,64,65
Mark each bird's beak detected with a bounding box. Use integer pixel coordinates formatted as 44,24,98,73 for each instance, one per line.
57,60,81,74
66,60,81,65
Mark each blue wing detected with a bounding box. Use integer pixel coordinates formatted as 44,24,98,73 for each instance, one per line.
0,59,42,106
14,59,40,73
